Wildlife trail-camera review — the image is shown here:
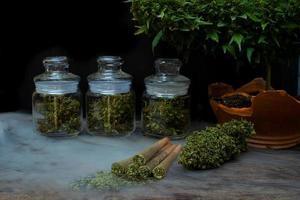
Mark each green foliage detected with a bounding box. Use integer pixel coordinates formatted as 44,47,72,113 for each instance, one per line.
34,94,81,136
142,95,190,138
178,120,255,170
152,30,164,53
131,0,300,63
87,92,135,136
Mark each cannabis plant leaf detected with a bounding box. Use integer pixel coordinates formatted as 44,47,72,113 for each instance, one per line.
246,48,254,63
246,12,261,22
197,20,213,26
229,33,244,51
222,45,236,58
134,25,147,35
238,14,247,20
207,31,219,43
152,30,163,53
261,22,269,30
272,35,280,47
258,35,268,44
281,23,300,29
217,22,227,27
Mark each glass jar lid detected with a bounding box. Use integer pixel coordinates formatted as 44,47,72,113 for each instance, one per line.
145,58,190,97
87,56,132,94
34,56,80,94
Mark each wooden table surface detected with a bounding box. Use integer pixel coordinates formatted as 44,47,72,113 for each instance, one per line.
0,112,299,200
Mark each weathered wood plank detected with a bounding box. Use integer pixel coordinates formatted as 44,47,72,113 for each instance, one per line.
0,113,299,200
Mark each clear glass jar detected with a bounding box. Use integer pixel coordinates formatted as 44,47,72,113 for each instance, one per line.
86,56,135,136
142,58,191,139
32,56,82,137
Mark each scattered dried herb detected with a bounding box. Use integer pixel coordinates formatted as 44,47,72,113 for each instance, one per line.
71,171,145,191
142,95,190,138
33,93,81,136
87,92,135,136
179,120,255,170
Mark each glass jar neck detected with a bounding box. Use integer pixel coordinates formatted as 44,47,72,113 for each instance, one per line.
97,56,123,72
45,65,68,72
98,63,121,72
43,56,69,72
155,58,182,75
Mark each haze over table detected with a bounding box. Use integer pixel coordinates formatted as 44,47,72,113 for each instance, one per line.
0,112,299,200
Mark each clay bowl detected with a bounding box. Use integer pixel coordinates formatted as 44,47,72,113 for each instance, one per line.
209,79,300,149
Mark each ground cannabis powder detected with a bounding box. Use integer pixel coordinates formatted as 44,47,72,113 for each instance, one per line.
86,92,135,136
71,171,146,191
142,95,190,138
33,93,81,136
216,94,252,108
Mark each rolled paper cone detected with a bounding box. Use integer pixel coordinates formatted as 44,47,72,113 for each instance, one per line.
153,144,182,180
133,137,170,165
148,144,176,169
139,144,176,179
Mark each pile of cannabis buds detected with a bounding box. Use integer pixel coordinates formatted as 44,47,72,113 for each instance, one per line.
72,120,255,190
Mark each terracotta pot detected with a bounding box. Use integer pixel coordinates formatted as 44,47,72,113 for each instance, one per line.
208,82,234,98
235,77,270,94
209,78,300,149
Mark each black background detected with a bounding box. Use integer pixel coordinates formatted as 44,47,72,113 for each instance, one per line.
0,1,298,121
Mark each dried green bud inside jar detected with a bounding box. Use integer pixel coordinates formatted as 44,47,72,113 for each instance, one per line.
86,56,135,136
142,94,190,138
33,93,81,136
87,92,135,135
142,58,191,139
32,56,82,137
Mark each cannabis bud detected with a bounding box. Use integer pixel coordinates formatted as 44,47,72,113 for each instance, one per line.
179,120,255,169
218,119,255,152
179,127,239,169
